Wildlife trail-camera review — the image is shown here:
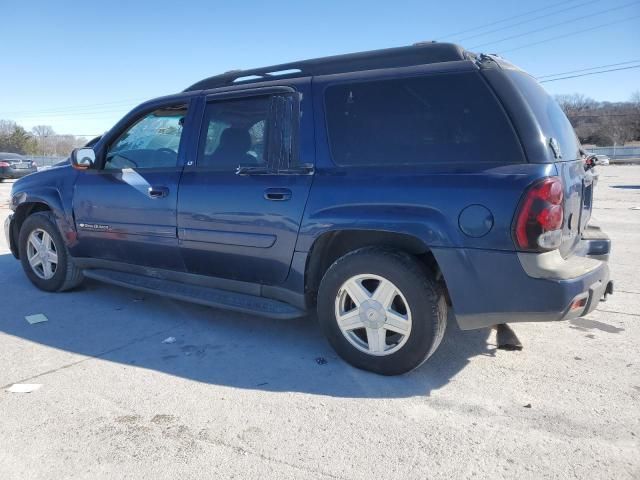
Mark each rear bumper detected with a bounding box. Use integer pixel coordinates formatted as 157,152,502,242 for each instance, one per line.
432,232,612,330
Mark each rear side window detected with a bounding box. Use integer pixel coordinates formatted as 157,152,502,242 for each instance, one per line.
198,94,297,171
507,71,581,161
324,72,523,166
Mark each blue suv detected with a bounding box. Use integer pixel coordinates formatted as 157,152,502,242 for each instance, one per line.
4,43,612,375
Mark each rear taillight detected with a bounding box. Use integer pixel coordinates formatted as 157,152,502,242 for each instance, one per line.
0,161,10,167
514,177,564,251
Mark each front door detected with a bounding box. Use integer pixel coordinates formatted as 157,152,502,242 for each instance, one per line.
72,101,194,270
177,84,314,285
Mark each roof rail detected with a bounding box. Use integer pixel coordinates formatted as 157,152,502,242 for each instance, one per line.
185,42,468,92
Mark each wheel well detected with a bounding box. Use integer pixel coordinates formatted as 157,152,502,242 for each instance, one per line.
304,230,450,305
11,202,52,256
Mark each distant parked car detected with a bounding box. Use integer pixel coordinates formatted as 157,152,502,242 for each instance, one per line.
0,152,37,181
595,154,610,166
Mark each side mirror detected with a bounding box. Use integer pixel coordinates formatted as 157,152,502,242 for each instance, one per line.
70,148,96,170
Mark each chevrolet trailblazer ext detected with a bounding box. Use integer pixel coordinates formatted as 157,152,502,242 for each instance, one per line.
5,43,613,375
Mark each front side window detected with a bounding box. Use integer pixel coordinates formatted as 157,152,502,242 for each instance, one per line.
324,73,523,166
197,94,297,171
105,105,188,170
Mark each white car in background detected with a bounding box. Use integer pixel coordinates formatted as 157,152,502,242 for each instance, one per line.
595,154,610,166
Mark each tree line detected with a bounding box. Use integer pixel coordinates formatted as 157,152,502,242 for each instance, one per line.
556,91,640,146
0,120,88,157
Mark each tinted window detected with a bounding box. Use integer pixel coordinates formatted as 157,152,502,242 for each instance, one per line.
508,71,581,161
324,73,523,166
198,94,297,171
105,105,187,170
197,96,268,170
0,152,23,161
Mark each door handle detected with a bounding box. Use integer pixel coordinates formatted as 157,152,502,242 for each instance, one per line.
148,186,169,198
264,188,292,201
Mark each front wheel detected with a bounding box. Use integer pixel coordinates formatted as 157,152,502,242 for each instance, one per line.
18,211,83,292
317,247,447,375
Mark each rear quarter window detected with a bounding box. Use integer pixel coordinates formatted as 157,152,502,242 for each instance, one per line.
324,72,524,167
507,70,581,161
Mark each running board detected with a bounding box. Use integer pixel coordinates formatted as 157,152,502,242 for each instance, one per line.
82,269,305,319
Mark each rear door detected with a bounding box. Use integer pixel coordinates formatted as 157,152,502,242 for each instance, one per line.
506,71,588,256
177,82,314,284
72,99,196,269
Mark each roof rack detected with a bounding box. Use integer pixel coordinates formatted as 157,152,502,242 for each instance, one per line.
185,42,468,92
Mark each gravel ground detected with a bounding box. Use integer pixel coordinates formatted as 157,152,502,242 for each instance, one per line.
0,166,638,480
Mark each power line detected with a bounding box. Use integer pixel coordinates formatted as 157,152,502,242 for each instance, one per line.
39,134,102,137
440,0,581,39
470,1,639,49
456,0,601,42
537,60,640,78
539,64,640,82
0,97,146,116
11,107,134,119
498,14,640,53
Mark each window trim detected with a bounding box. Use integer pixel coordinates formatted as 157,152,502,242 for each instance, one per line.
321,70,525,168
193,86,301,173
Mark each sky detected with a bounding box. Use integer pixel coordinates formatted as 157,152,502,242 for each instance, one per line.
1,0,639,136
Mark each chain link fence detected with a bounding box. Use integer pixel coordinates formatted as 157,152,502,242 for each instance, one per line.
27,155,68,168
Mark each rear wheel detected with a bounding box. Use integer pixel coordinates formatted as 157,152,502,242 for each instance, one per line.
317,247,447,375
18,211,83,292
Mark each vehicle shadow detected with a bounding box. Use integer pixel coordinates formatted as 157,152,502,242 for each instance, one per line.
0,253,495,398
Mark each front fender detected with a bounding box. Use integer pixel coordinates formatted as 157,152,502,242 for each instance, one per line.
10,168,78,248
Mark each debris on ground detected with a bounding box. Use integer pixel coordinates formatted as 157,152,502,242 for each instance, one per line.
6,384,42,393
162,336,177,344
25,314,48,325
523,403,532,408
315,357,328,365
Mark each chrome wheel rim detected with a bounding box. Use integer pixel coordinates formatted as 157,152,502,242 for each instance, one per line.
27,229,58,280
334,274,412,356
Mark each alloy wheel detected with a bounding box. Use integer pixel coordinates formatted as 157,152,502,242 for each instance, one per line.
26,228,58,280
334,274,412,356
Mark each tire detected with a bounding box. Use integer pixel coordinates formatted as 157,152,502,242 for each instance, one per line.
18,211,83,292
317,247,447,375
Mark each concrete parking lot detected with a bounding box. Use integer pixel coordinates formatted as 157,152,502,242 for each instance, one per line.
0,167,638,479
